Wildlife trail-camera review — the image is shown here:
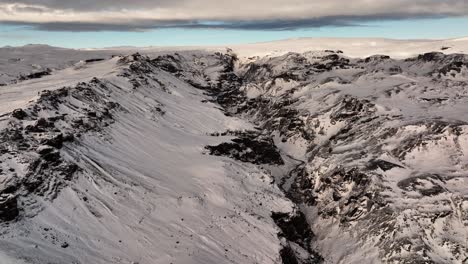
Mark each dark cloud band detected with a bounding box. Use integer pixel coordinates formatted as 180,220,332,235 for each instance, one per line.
0,14,454,32
0,0,467,31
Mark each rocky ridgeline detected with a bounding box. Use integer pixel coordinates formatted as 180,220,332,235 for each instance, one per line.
0,53,185,225
151,51,325,263
0,78,120,223
237,52,468,263
165,50,468,263
1,50,467,263
155,51,357,262
21,50,464,263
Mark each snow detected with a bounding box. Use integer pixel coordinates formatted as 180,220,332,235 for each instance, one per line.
1,36,468,263
0,52,296,264
452,37,468,41
233,43,468,263
0,58,121,115
2,36,467,86
229,37,468,59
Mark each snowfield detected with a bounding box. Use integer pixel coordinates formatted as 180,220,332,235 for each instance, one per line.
1,37,468,264
0,52,294,264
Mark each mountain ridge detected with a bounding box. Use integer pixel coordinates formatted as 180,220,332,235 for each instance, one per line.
1,44,468,263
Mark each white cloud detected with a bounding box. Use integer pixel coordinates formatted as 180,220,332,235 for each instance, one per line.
0,0,467,31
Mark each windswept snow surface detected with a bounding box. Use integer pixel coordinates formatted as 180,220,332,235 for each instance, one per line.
230,37,468,59
0,45,118,85
231,50,468,263
2,36,467,85
0,58,120,114
0,52,293,264
1,37,468,264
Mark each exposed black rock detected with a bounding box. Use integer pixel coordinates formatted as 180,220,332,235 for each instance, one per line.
11,109,28,120
0,76,119,222
418,52,446,62
438,61,466,76
397,174,445,196
324,50,343,54
282,165,317,206
42,133,73,149
330,96,374,121
19,69,51,81
272,211,313,248
152,54,183,73
279,245,300,264
36,145,55,155
30,49,464,262
85,58,105,63
0,194,19,221
388,66,403,74
272,211,323,264
312,59,350,71
206,136,284,165
365,55,391,63
368,159,404,171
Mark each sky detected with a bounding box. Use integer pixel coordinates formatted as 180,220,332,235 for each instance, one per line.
0,0,467,48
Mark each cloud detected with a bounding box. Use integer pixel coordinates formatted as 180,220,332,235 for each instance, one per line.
0,0,467,31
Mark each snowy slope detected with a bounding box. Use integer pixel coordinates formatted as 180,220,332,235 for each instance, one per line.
0,58,121,114
3,37,467,85
230,50,468,263
0,45,119,85
230,37,468,59
0,52,295,264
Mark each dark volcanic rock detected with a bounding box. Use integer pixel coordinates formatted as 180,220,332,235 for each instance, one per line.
60,242,69,248
283,166,317,206
330,96,373,121
11,109,28,120
0,76,118,222
272,211,313,248
368,159,404,171
152,54,183,73
19,69,51,81
365,55,391,63
36,145,55,155
206,136,284,165
0,194,19,221
397,174,445,196
272,211,323,264
42,133,69,149
418,52,446,62
438,61,466,76
279,245,300,264
85,58,105,63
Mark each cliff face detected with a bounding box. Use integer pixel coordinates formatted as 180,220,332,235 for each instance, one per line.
229,51,468,263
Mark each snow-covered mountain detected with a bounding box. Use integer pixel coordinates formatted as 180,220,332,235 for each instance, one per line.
1,38,468,263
